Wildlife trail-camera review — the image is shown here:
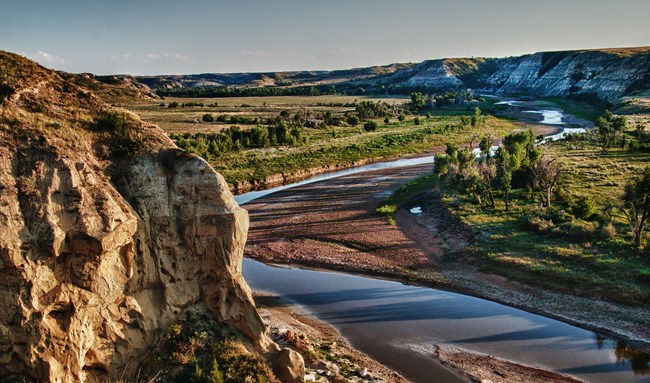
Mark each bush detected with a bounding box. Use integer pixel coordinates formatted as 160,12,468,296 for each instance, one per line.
572,195,596,220
556,219,598,241
92,111,146,157
525,215,555,233
600,222,617,239
347,115,360,126
398,114,406,122
202,113,214,122
363,121,378,132
414,117,421,125
140,308,277,383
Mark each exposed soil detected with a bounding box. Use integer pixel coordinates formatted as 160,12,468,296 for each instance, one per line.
244,153,650,381
433,345,584,383
245,158,650,350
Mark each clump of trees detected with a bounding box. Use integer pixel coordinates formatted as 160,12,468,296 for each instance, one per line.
595,111,627,150
170,122,307,159
434,129,547,211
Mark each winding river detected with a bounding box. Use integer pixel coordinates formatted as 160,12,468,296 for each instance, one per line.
235,102,649,383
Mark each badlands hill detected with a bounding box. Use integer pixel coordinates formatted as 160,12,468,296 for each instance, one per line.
133,46,650,102
0,51,302,382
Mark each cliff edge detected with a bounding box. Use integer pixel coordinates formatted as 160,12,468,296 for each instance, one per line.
0,51,303,382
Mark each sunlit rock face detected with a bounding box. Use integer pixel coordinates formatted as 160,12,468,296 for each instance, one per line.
0,50,303,383
482,50,650,101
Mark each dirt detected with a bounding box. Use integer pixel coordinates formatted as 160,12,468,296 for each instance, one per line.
242,116,650,381
433,345,584,383
256,294,407,383
258,293,586,383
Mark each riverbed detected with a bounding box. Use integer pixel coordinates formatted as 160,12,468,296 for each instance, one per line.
235,101,649,383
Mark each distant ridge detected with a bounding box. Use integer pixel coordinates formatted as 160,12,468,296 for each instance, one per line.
129,46,650,101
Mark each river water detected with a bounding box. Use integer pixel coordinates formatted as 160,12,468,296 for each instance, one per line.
243,260,649,383
235,102,649,383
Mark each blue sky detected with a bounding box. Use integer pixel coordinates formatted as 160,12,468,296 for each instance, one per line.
1,0,648,75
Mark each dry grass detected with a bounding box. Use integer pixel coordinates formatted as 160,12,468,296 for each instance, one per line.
123,95,409,134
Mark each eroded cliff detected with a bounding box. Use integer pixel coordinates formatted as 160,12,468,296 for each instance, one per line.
0,51,302,382
136,46,650,102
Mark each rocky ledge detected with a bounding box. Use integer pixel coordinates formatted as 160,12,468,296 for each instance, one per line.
0,51,303,382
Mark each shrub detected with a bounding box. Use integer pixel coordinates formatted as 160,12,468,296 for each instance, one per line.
140,308,277,383
525,215,555,233
572,195,596,220
92,111,146,157
398,114,406,122
600,222,617,239
414,117,421,125
363,121,378,132
556,219,598,241
202,113,214,122
346,115,360,126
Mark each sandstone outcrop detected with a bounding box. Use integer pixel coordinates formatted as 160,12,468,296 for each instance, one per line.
0,51,303,382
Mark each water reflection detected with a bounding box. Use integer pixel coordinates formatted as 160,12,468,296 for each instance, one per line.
615,341,650,376
594,334,650,376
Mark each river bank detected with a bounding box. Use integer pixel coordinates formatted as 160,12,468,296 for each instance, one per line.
238,102,649,381
257,292,589,383
243,161,650,350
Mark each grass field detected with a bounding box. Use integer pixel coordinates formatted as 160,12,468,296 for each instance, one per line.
123,95,409,134
123,95,523,190
380,139,650,306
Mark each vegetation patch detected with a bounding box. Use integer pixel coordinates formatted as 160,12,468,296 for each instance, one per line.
125,94,519,190
139,308,278,383
92,110,146,157
376,175,435,225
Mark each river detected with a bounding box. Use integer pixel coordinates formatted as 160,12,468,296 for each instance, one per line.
235,102,649,383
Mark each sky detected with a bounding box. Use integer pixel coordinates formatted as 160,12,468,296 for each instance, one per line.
1,0,649,75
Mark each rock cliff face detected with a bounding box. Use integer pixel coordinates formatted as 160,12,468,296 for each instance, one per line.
136,46,650,102
397,48,650,101
403,59,465,89
482,48,650,101
0,52,302,382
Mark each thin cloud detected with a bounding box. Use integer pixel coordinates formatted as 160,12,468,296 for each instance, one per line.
34,50,65,65
111,53,188,62
144,53,188,61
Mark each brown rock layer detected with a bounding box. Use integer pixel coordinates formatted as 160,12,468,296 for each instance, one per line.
0,51,302,382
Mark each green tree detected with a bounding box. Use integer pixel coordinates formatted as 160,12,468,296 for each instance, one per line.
608,167,650,248
495,147,513,211
410,92,427,110
596,111,627,150
479,134,494,161
470,107,481,127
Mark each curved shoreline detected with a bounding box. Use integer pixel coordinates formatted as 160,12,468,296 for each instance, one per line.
231,123,563,195
242,161,650,354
